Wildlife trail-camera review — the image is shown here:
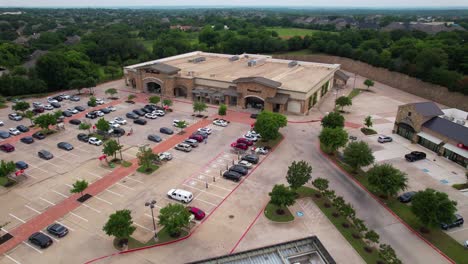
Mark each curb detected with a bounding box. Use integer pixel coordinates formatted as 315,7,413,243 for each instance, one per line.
316,143,455,264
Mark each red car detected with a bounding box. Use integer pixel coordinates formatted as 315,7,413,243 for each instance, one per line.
0,143,15,152
188,207,206,220
231,142,248,150
189,134,204,142
237,138,253,146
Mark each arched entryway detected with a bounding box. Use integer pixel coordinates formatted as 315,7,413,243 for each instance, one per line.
147,82,162,94
396,122,415,141
174,86,188,98
245,96,264,110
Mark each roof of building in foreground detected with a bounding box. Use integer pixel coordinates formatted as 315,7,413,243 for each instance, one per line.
187,236,336,264
125,51,340,93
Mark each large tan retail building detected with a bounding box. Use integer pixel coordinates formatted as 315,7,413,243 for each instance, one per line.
124,51,347,114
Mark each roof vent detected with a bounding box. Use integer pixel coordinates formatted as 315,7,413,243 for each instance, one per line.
189,57,206,63
455,119,465,125
229,55,239,61
288,61,298,67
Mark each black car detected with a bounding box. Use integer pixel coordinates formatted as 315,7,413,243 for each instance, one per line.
132,109,145,116
69,119,81,125
223,171,242,182
53,96,63,102
160,127,174,135
100,108,111,114
85,112,97,119
250,113,258,119
405,151,426,162
148,134,162,142
140,107,151,114
51,102,61,108
47,223,69,237
32,131,46,140
77,133,89,142
62,111,73,117
20,136,34,144
57,142,73,151
144,104,157,111
229,165,248,176
29,232,53,248
74,106,85,112
112,127,126,137
16,125,29,132
15,161,29,169
242,154,259,164
134,119,147,125
441,214,464,230
398,191,416,203
126,112,139,119
0,131,10,139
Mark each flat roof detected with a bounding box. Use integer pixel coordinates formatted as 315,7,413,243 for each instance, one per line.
126,51,340,93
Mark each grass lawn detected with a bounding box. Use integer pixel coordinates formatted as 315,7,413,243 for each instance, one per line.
327,154,468,263
297,186,381,263
452,183,468,190
264,203,294,222
348,89,361,99
121,160,133,168
0,177,10,187
360,127,377,135
137,164,159,174
266,27,324,37
128,227,189,249
256,134,283,149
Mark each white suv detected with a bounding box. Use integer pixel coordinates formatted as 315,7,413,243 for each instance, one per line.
114,117,127,125
167,189,193,203
88,137,103,146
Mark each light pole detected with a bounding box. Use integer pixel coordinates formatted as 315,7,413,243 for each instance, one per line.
116,133,123,161
145,200,157,239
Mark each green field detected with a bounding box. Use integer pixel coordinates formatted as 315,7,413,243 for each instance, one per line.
266,27,324,37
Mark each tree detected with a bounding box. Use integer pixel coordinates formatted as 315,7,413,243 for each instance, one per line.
102,209,136,245
33,113,57,132
319,127,348,154
174,120,188,133
12,101,30,114
321,111,344,129
88,96,97,107
79,122,91,134
218,104,227,117
105,88,118,99
364,79,375,90
312,178,329,194
379,244,402,264
158,203,191,237
286,160,313,190
24,110,35,126
127,94,136,101
0,160,16,178
103,139,123,161
364,230,380,247
193,100,207,116
343,141,375,172
340,202,356,220
149,95,160,105
364,115,373,128
96,118,110,134
254,111,287,141
137,145,157,172
335,96,352,111
367,164,408,197
411,189,457,228
70,179,88,198
333,196,346,212
162,99,173,107
269,184,297,215
352,217,368,235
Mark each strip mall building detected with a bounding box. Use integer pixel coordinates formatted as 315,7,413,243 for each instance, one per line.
123,51,348,114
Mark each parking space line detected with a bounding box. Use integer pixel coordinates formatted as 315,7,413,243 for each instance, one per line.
124,176,143,184
52,190,69,198
70,212,88,222
195,198,218,207
182,184,225,199
21,241,42,254
29,165,48,173
94,196,112,205
56,221,75,232
64,183,73,188
24,205,41,214
133,222,153,232
116,182,135,191
40,197,56,206
9,214,26,223
105,189,124,197
89,172,103,179
39,231,59,242
54,155,71,163
189,178,232,191
63,151,80,158
145,213,157,219
1,227,8,233
81,203,101,213
3,253,21,264
23,172,38,179
446,227,468,234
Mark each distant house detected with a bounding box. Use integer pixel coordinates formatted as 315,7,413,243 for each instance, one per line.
23,50,48,69
382,21,465,34
170,25,194,31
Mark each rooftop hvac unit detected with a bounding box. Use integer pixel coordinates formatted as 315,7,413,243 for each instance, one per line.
288,61,298,67
455,119,465,125
229,55,239,61
248,60,256,67
189,57,206,63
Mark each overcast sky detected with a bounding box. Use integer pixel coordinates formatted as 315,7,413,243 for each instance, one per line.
1,0,467,8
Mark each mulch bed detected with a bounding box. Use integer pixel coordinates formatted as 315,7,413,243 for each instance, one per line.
77,193,93,203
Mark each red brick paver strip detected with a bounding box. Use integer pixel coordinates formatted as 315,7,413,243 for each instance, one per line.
0,117,211,254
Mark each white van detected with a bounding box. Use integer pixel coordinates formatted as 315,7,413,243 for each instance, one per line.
167,189,193,203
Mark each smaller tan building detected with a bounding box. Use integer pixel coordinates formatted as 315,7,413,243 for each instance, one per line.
394,102,468,168
123,51,345,114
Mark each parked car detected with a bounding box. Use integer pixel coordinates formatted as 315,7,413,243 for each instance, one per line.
16,125,29,132
189,134,204,143
140,107,151,114
38,150,53,160
47,97,58,103
108,121,120,128
85,112,98,119
193,131,208,139
378,136,393,143
187,206,206,220
44,104,54,110
198,127,212,135
9,128,21,135
167,189,193,203
47,223,69,237
29,232,53,249
69,119,81,125
441,214,464,230
66,108,79,114
33,107,45,114
160,127,174,135
50,102,61,108
96,98,105,105
114,117,127,125
111,127,126,137
88,137,103,146
126,112,139,119
158,152,173,161
95,111,104,117
108,106,116,112
59,94,70,100
405,151,426,162
398,191,416,203
242,154,259,164
77,133,89,142
243,134,258,142
0,120,3,126
252,146,269,155
237,138,253,146
8,113,22,121
15,161,28,169
0,143,15,152
153,110,165,116
62,111,73,117
213,119,228,127
20,136,34,144
70,96,80,102
57,142,73,151
32,132,46,140
33,102,44,108
250,113,258,119
236,160,252,169
148,134,162,142
175,143,192,152
223,170,242,182
145,113,158,119
229,165,248,176
74,105,85,112
132,109,145,116
0,130,11,139
134,119,147,125
52,96,63,102
100,107,111,114
231,142,248,150
184,139,199,147
246,130,261,138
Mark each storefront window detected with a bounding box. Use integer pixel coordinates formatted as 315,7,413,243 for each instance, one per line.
397,126,414,140
417,137,439,153
444,149,468,167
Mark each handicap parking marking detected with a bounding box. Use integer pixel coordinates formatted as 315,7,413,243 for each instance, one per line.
3,253,22,264
189,177,233,192
21,242,42,254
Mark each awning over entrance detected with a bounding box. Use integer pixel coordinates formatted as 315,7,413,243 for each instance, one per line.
266,93,290,104
443,143,468,158
223,87,239,97
417,132,443,145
